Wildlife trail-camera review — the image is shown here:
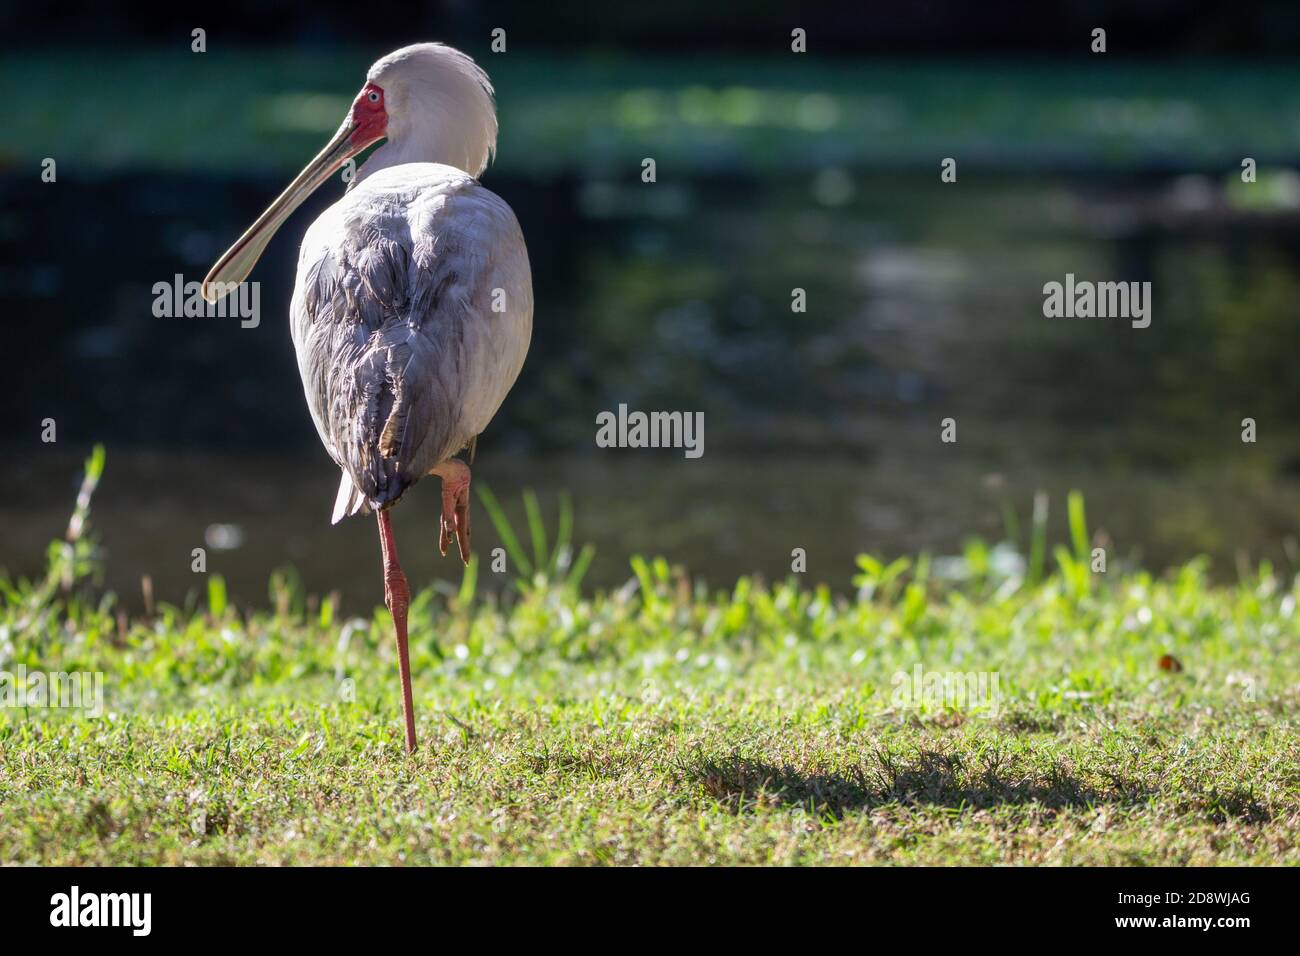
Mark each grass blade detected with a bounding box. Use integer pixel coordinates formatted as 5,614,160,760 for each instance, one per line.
1028,491,1048,586
523,489,548,573
457,553,478,606
630,554,658,610
551,491,574,570
1067,489,1089,564
65,443,105,542
565,543,595,591
207,574,228,619
475,483,533,576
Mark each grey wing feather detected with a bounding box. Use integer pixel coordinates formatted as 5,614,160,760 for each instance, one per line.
293,168,532,523
299,192,471,513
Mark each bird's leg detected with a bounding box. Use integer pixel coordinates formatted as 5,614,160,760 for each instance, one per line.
376,509,417,754
430,459,472,565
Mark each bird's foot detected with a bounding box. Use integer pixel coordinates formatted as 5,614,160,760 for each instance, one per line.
432,459,471,564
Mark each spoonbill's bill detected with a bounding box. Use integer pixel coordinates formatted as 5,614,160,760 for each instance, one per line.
202,43,533,753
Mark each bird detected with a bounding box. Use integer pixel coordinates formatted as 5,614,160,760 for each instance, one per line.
201,43,533,754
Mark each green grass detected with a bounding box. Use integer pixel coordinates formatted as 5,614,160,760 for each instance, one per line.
0,450,1296,865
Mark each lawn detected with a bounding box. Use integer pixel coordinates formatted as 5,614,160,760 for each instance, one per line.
0,450,1296,865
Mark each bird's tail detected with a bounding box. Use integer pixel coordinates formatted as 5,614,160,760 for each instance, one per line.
331,468,417,523
331,470,370,525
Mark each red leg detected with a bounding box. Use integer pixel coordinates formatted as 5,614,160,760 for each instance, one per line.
431,459,472,565
377,509,417,754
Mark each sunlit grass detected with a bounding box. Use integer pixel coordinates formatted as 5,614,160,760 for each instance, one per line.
0,448,1296,864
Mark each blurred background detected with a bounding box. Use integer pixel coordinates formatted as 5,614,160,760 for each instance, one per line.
2,0,1299,610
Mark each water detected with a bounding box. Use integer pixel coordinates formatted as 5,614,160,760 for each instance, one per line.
4,444,1296,614
3,167,1299,609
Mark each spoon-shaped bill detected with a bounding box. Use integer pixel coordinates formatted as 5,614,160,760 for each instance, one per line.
202,121,375,303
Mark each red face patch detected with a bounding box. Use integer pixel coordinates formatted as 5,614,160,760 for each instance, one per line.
349,82,388,147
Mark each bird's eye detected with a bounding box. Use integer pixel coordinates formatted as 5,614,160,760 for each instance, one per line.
367,91,381,104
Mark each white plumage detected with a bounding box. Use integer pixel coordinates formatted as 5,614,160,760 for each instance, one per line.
292,161,532,522
201,43,532,753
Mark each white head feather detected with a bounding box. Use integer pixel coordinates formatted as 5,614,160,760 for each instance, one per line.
360,43,498,181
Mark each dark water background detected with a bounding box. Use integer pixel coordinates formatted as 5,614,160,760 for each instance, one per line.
4,167,1298,610
2,44,1300,610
